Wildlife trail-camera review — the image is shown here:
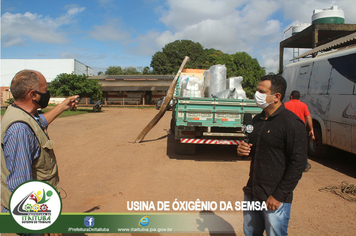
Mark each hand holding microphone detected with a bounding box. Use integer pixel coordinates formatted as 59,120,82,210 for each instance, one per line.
237,113,254,157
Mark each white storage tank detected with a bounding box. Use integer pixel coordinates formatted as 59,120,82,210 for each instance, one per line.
292,23,311,35
312,6,345,24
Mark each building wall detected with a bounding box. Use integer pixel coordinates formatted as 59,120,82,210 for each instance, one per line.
1,87,12,107
74,60,94,76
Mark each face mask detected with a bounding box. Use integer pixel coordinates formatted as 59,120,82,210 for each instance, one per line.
35,90,51,108
254,91,274,109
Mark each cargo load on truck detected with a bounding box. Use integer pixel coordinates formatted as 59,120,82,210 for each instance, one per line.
171,64,261,154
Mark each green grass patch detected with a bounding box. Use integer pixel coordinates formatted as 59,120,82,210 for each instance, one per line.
40,108,93,118
1,106,156,117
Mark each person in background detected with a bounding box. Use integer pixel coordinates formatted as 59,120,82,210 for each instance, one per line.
1,69,78,225
238,75,307,236
284,90,315,172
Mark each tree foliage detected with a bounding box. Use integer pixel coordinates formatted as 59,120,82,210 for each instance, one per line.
151,40,206,74
150,40,266,98
102,39,265,98
48,73,103,101
105,65,151,75
230,52,266,98
105,66,124,75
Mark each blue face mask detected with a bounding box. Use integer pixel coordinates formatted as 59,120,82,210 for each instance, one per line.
35,90,51,108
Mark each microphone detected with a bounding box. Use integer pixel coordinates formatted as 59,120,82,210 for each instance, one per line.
242,113,254,143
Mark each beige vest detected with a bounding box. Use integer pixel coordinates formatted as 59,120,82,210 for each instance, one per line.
1,105,59,209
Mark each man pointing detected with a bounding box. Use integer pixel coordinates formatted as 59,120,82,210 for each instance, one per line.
1,70,78,215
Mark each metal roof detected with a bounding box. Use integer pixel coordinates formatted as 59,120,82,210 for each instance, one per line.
279,23,356,72
292,31,356,60
101,86,170,92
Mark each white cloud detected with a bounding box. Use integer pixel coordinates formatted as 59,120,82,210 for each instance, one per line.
134,0,283,61
60,51,107,63
59,52,80,59
129,30,163,56
155,19,249,54
159,0,247,31
1,6,85,47
145,0,356,74
67,7,86,16
87,19,131,43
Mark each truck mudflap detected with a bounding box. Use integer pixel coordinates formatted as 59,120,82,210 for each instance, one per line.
180,138,243,145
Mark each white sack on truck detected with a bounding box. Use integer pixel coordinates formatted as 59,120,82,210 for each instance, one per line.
180,76,204,97
213,88,237,99
227,76,247,99
203,70,210,97
205,65,227,97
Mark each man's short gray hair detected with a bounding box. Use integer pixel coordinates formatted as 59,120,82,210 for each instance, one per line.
10,70,41,101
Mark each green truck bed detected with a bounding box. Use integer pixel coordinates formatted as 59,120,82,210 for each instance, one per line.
173,97,260,128
171,76,261,154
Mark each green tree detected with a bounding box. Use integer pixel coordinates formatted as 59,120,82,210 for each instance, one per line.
48,73,103,103
142,66,151,75
202,48,225,67
5,98,14,106
151,40,205,74
150,51,170,74
229,52,266,98
105,66,124,75
104,65,151,75
149,40,265,97
123,66,141,75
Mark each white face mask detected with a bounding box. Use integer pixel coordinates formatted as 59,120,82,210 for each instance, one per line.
254,91,274,109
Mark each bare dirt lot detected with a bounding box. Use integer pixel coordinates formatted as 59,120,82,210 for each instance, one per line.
2,107,356,235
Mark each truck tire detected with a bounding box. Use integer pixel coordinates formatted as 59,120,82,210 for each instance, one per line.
174,139,196,155
308,124,329,159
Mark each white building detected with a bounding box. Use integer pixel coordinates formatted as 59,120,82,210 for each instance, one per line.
0,59,93,86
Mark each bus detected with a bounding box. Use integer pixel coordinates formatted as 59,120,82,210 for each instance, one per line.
282,46,356,158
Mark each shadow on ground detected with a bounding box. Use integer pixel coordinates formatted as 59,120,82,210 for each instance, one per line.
166,131,250,162
197,211,237,236
309,148,356,179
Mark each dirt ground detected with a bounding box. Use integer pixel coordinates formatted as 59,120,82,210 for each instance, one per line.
2,107,356,235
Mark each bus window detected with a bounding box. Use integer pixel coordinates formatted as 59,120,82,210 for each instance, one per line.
329,68,355,95
328,53,356,95
308,60,332,95
297,64,312,99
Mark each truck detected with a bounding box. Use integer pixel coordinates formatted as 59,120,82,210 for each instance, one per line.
171,75,261,154
282,46,356,158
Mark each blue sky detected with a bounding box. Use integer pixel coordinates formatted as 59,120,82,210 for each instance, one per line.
1,0,356,76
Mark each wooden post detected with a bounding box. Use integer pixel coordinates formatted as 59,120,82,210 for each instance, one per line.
279,44,284,74
134,56,190,143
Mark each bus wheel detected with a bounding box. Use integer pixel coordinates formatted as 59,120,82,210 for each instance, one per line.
308,124,329,159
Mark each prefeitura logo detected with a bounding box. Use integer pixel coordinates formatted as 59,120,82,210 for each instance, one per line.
9,180,62,230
